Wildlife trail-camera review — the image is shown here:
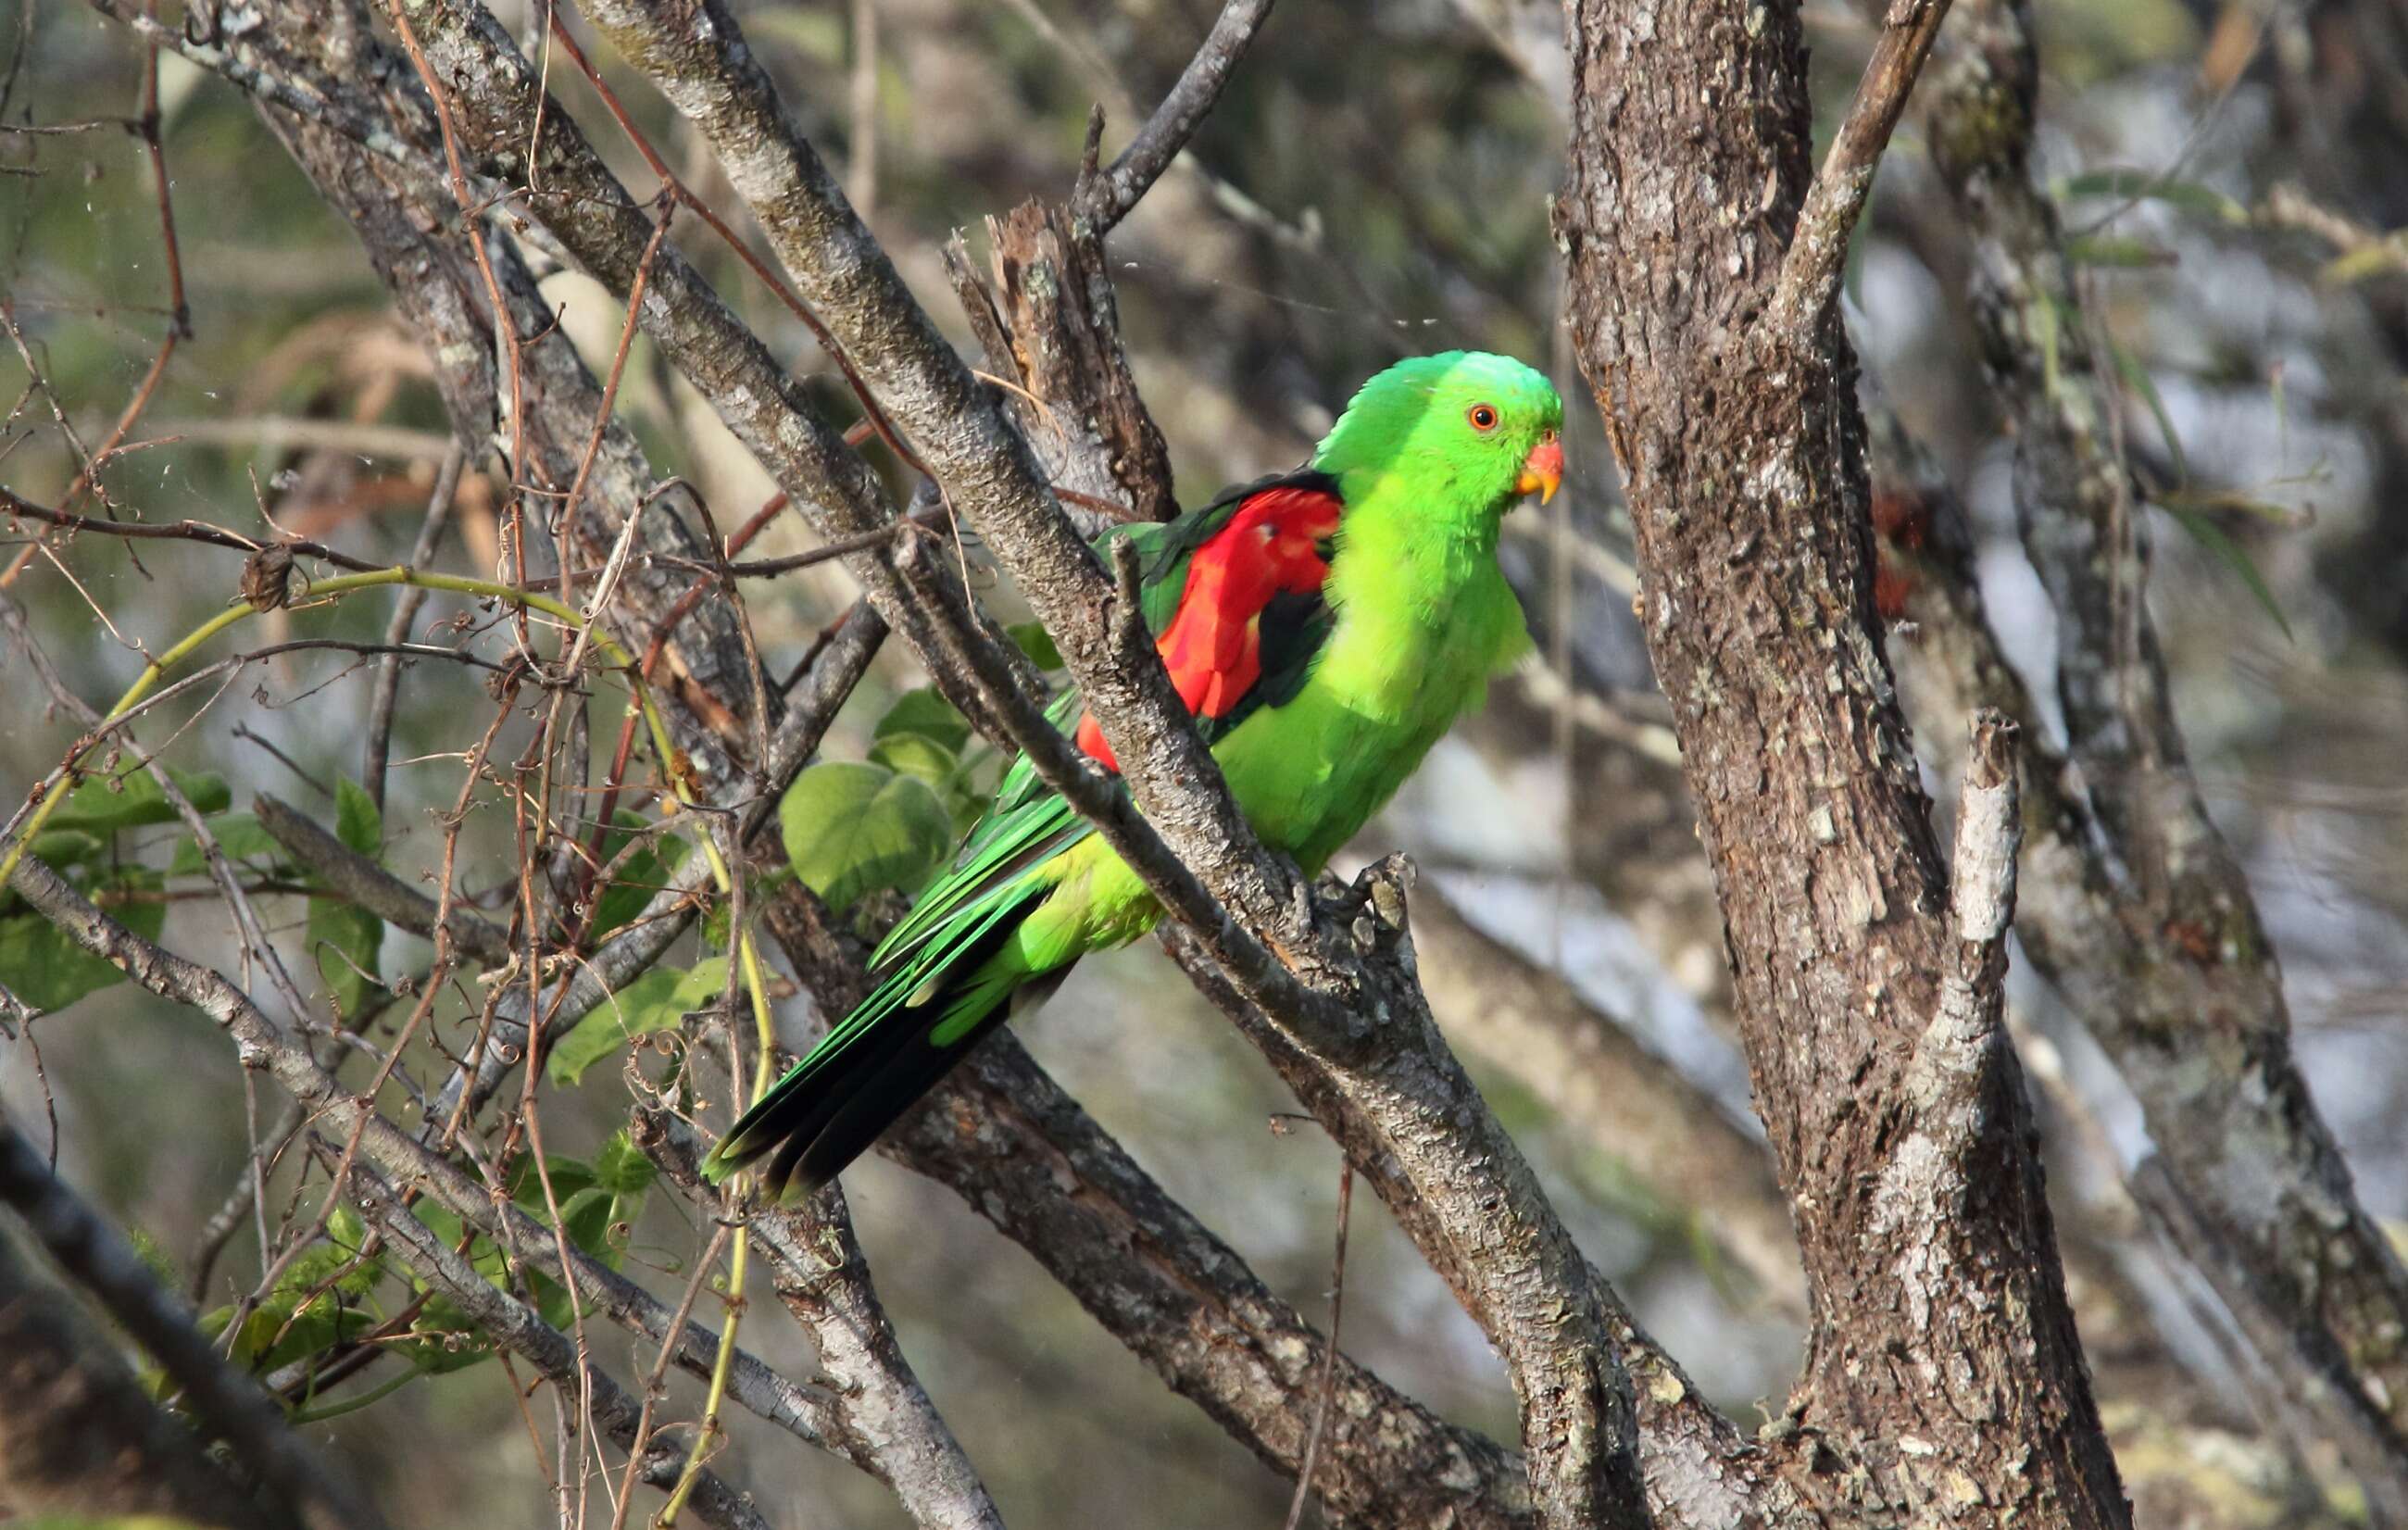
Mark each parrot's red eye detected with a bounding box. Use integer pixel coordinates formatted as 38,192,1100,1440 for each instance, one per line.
1468,404,1499,433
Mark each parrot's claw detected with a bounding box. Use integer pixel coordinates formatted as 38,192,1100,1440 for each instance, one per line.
1315,855,1417,956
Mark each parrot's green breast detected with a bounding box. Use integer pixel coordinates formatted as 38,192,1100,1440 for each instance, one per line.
1005,508,1531,965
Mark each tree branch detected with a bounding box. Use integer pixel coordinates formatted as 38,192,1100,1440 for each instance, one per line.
1884,19,2408,1467
740,872,1546,1525
1072,0,1278,232
0,1234,284,1530
428,603,885,1127
32,8,1522,1523
0,1120,384,1530
643,1120,1008,1530
1,852,876,1472
254,792,512,966
946,205,1176,526
1556,0,2126,1520
567,11,1674,1520
1769,0,1955,333
1408,889,1806,1317
1867,711,2019,1268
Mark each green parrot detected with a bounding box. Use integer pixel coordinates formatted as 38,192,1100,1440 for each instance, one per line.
705,350,1565,1199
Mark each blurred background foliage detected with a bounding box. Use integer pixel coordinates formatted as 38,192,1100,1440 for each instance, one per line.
6,0,2408,1525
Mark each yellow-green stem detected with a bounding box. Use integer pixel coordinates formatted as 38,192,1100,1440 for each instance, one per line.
0,567,636,892
657,835,779,1524
1,559,785,1513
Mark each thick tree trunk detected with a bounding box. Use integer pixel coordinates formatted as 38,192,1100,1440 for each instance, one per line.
1554,1,2130,1523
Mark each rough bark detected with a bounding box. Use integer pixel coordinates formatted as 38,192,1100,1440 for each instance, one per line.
1555,0,2130,1523
948,200,1177,526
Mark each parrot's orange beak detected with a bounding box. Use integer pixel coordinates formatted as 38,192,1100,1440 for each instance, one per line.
1517,433,1564,505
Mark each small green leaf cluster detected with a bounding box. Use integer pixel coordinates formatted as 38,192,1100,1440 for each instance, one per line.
0,764,228,1012
587,810,692,941
184,1131,659,1413
308,778,385,1019
548,956,730,1087
0,763,401,1020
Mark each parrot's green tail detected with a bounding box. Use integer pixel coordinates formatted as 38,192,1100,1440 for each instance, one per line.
699,882,1053,1201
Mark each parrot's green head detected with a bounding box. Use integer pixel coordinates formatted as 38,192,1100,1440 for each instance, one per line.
1313,351,1565,533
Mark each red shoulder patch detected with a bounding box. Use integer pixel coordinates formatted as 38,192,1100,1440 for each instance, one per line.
1073,484,1341,771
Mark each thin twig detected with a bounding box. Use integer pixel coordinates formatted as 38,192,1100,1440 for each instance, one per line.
5,852,852,1457
366,442,467,810
254,792,513,964
1768,0,1954,333
3,484,387,571
1281,1159,1351,1530
1075,0,1277,232
346,1160,771,1530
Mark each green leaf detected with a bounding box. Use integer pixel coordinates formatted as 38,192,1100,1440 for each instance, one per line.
28,830,104,868
2063,233,2174,269
0,874,165,1011
2163,507,2293,642
780,762,951,916
546,957,730,1086
509,1153,598,1210
412,1199,467,1252
2318,238,2408,287
308,896,381,1018
332,776,382,859
394,1291,496,1373
2054,168,2247,224
1007,621,1065,671
2158,485,2312,524
590,812,689,939
872,686,971,752
533,1269,578,1332
46,765,231,836
868,730,959,791
592,1129,657,1197
168,814,287,877
225,1232,382,1375
941,775,993,838
127,1226,180,1291
558,1185,621,1266
389,1208,503,1373
2105,336,2187,483
324,1207,384,1298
